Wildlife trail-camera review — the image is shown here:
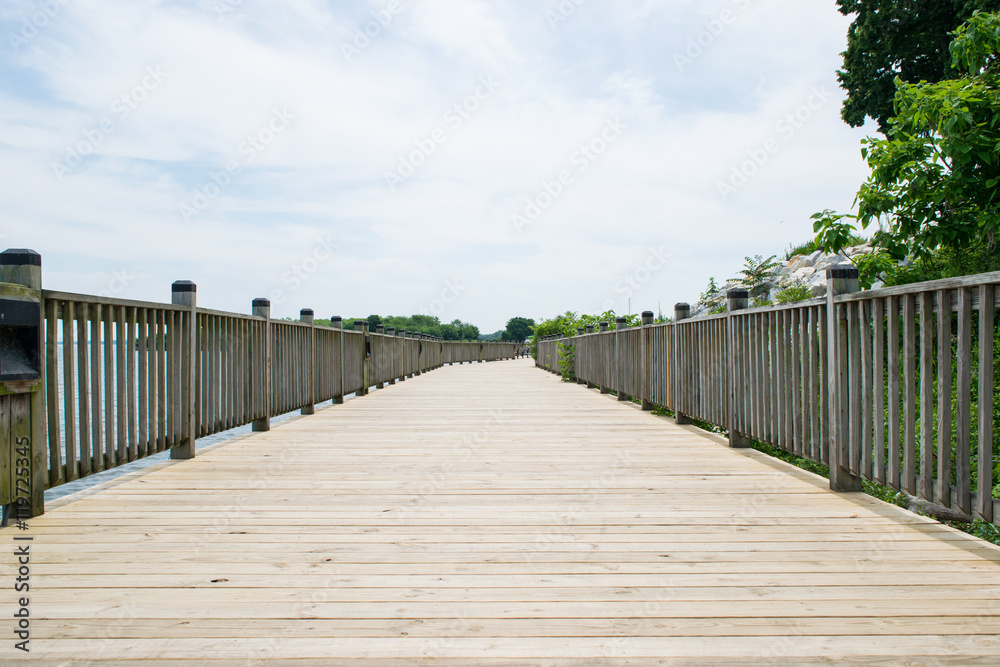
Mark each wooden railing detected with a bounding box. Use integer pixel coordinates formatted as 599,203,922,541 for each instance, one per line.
0,251,519,518
537,268,1000,525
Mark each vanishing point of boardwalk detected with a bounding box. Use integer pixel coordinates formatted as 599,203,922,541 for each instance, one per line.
4,359,1000,665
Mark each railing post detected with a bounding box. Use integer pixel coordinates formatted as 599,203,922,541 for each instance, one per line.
599,322,610,394
640,311,654,410
331,316,345,404
398,330,407,381
374,325,385,390
386,328,397,385
300,308,316,415
415,333,424,376
673,303,691,425
0,249,45,519
354,321,369,396
726,290,750,448
576,328,587,385
616,318,630,402
585,325,596,388
171,281,197,459
827,267,863,492
252,298,271,432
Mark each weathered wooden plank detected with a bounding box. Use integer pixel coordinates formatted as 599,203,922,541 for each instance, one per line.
103,306,115,470
62,301,78,482
902,295,916,494
858,301,872,480
115,303,127,466
873,299,885,486
936,290,952,507
848,302,861,475
45,297,62,487
77,303,91,478
887,296,900,490
126,307,137,463
919,291,934,501
5,359,1000,666
90,303,104,473
137,308,148,459
977,284,994,522
956,288,973,516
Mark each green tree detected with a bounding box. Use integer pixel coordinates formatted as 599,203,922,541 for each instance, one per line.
837,0,1000,133
502,317,535,343
816,11,1000,264
730,255,781,307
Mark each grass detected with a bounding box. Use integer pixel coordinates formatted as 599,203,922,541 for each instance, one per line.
783,234,868,260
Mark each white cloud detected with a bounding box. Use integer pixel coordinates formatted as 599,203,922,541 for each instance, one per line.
0,0,877,332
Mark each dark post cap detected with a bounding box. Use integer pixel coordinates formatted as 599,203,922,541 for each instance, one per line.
827,266,859,279
727,288,749,299
300,308,314,316
172,280,197,293
599,321,608,327
577,327,586,334
642,311,654,318
252,298,270,308
0,249,41,266
615,317,627,324
675,303,690,310
354,320,367,328
386,327,395,334
331,316,342,322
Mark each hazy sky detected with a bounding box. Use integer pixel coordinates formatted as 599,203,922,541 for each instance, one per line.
1,0,876,333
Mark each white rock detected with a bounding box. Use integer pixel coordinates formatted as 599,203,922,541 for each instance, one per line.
786,256,809,273
807,271,827,287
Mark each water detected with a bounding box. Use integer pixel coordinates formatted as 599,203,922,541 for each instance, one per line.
45,398,341,502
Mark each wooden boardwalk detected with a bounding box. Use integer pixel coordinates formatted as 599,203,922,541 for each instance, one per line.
4,358,1000,665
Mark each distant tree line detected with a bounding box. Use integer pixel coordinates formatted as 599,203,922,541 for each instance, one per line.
292,314,536,342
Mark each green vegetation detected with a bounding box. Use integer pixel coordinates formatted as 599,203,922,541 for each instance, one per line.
816,11,1000,264
501,317,535,343
837,0,1000,132
730,255,781,307
774,282,813,304
783,233,868,261
326,314,482,340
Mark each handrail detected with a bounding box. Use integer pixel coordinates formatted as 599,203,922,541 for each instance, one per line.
538,268,999,525
0,271,520,517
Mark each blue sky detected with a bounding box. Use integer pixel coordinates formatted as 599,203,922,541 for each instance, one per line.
1,0,876,332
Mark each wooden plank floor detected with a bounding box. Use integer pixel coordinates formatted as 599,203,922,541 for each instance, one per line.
4,358,1000,666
